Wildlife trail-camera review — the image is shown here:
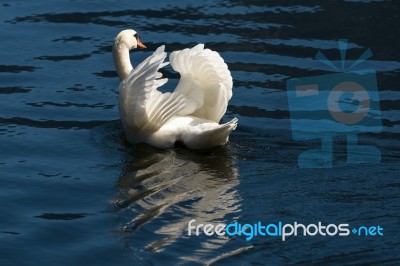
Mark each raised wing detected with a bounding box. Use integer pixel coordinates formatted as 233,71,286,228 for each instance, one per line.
170,44,233,123
119,46,186,135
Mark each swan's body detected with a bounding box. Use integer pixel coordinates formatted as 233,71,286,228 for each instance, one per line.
113,29,237,149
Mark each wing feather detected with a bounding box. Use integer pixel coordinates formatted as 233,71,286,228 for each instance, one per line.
170,44,233,122
118,45,185,135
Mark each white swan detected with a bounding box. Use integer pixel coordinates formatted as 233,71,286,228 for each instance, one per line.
113,29,238,149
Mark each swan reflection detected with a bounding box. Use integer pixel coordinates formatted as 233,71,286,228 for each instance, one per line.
111,142,247,264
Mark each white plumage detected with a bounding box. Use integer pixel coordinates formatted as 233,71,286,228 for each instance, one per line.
113,29,237,149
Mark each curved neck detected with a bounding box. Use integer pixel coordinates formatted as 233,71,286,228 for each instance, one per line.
113,43,133,81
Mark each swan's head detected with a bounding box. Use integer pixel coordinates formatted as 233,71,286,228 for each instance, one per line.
114,29,147,50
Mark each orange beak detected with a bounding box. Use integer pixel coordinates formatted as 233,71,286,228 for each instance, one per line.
137,40,147,49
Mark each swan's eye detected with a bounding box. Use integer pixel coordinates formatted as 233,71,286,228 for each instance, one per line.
134,33,140,41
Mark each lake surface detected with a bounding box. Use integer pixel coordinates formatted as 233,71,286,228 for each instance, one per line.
1,0,399,265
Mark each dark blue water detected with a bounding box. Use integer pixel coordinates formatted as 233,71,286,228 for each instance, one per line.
1,1,399,265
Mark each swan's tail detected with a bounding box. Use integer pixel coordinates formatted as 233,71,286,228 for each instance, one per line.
183,118,238,149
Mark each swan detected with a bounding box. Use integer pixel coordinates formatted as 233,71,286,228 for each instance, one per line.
113,29,238,149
